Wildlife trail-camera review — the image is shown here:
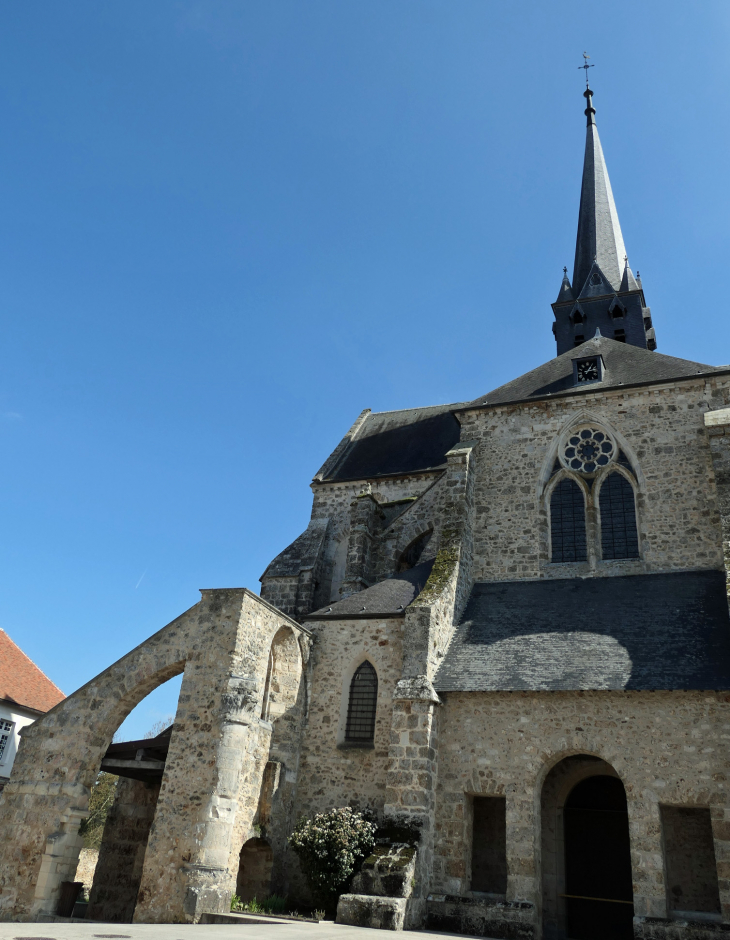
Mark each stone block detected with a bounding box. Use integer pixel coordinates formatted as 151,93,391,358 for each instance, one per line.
336,893,407,930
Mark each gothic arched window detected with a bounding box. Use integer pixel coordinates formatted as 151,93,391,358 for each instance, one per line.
345,661,378,744
600,472,639,559
550,478,587,563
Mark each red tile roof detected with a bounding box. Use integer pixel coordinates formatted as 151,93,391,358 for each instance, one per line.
0,629,65,713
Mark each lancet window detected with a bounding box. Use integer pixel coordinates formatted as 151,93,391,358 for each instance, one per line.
550,479,587,563
599,472,639,559
345,661,378,744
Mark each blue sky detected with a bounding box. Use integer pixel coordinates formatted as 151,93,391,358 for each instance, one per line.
2,1,729,738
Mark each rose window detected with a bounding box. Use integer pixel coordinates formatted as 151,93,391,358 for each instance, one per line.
562,428,615,474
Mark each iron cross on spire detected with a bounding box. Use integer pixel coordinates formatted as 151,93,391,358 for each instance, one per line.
578,51,594,87
579,53,596,125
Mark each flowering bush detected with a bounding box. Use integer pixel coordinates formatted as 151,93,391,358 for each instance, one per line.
288,807,376,907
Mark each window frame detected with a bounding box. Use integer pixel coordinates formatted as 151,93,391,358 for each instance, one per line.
596,469,640,561
548,475,589,564
344,660,378,745
0,719,15,765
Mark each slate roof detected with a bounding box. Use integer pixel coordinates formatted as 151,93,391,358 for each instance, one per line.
434,571,730,693
463,335,724,409
0,629,65,713
305,559,434,620
262,520,328,579
322,404,463,482
573,91,627,295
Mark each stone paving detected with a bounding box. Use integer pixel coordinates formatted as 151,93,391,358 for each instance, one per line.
0,921,468,940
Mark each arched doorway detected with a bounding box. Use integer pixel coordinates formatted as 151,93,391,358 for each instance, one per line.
564,775,633,939
236,837,273,902
541,755,633,940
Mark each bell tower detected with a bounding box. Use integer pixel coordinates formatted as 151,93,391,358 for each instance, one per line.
551,83,657,355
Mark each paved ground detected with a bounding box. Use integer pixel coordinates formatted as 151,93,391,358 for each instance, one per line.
0,921,467,940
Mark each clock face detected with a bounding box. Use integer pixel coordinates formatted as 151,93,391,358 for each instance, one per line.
577,358,599,382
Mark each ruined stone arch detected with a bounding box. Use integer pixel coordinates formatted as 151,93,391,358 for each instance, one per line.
0,589,308,923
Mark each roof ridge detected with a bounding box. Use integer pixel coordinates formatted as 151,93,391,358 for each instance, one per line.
368,400,466,417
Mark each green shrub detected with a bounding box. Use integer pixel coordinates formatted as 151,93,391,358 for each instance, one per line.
231,894,288,915
288,807,376,909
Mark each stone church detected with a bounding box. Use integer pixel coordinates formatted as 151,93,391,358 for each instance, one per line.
2,83,730,940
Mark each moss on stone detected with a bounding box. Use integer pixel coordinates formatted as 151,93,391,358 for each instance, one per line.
414,529,461,606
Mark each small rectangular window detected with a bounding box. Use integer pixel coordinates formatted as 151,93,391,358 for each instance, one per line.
471,796,507,894
573,335,585,346
614,329,626,342
0,720,14,764
661,806,720,915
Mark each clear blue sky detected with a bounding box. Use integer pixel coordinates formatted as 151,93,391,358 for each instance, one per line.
2,1,729,739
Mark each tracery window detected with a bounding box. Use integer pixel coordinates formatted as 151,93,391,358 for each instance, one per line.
550,479,587,563
345,661,378,744
549,426,641,564
562,428,614,473
599,472,639,559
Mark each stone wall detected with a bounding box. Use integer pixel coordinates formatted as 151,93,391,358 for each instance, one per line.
293,615,403,818
432,690,730,938
261,473,443,616
87,777,160,922
459,375,730,582
73,848,98,896
662,806,721,916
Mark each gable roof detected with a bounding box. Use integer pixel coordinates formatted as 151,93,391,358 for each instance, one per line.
321,404,463,482
0,629,65,713
305,559,434,619
435,571,730,693
463,335,724,410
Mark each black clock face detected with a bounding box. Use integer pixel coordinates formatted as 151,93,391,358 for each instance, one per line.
577,358,599,382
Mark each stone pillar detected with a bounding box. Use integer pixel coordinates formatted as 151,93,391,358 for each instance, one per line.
706,407,730,600
32,805,87,918
383,677,441,901
340,493,381,599
134,667,268,923
87,777,161,923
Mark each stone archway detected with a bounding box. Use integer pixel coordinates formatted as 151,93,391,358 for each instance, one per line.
236,837,274,902
0,588,309,924
541,754,633,940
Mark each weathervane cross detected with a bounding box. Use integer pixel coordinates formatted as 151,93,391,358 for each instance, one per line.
578,51,594,87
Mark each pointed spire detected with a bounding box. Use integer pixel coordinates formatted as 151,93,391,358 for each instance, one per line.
556,265,575,303
619,255,639,292
572,86,627,295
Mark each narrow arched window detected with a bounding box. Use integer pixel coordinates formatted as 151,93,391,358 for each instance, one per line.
345,661,378,743
550,478,587,563
600,472,639,559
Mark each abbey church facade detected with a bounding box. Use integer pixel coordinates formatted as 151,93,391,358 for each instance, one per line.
2,86,730,940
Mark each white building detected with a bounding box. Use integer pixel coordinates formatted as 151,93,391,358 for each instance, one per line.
0,629,64,791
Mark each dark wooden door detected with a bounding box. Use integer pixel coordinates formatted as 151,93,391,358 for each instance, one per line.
563,775,634,940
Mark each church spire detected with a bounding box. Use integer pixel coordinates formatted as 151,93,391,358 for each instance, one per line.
551,72,656,355
572,85,627,294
